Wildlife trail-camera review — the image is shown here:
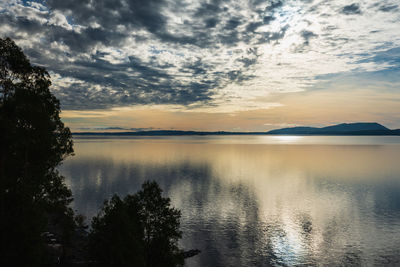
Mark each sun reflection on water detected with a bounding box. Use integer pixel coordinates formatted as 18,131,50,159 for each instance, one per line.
60,136,400,266
271,135,304,143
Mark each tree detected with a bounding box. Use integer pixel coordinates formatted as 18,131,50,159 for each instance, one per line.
89,195,146,267
89,181,184,267
0,37,74,266
137,181,183,267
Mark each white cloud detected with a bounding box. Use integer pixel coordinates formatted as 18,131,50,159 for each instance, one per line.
1,0,399,112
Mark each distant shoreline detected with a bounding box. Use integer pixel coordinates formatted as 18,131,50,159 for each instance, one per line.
72,123,400,136
72,130,400,136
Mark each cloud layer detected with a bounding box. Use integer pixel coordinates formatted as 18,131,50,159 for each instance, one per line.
1,0,399,111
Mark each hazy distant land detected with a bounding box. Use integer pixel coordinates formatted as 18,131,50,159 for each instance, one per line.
74,122,400,136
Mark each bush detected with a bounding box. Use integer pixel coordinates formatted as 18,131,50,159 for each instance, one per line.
89,181,183,267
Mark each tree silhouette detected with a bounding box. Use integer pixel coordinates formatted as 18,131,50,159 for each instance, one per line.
0,37,74,266
89,181,184,267
89,195,146,267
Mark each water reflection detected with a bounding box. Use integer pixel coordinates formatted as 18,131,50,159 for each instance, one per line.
60,136,400,266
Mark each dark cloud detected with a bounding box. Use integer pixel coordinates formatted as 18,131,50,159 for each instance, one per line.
194,2,224,17
378,5,398,12
23,44,216,110
0,14,43,35
1,0,397,113
246,22,263,32
205,18,219,28
341,3,362,15
263,15,275,24
46,0,167,33
77,127,127,130
267,0,283,10
301,30,318,46
77,127,158,131
0,13,128,53
236,47,259,68
292,30,319,53
0,0,289,110
227,70,256,83
52,26,127,53
225,18,241,30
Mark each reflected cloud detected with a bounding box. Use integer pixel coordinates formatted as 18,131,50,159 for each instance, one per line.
60,137,400,266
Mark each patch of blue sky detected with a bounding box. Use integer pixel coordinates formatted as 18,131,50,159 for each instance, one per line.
21,0,46,9
149,46,167,55
65,15,76,27
312,67,400,93
357,47,400,66
313,46,400,89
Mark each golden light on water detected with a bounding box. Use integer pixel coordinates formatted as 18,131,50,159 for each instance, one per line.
61,136,400,265
271,135,303,143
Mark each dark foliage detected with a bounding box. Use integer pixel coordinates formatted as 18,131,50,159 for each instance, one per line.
89,181,184,267
0,37,74,266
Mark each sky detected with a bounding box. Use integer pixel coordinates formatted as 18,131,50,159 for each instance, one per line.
1,0,400,132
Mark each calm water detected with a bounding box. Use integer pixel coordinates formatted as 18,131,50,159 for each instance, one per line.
59,136,400,266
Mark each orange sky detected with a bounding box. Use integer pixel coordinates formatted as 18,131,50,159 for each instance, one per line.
62,87,400,132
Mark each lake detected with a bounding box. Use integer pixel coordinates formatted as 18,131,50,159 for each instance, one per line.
59,136,400,266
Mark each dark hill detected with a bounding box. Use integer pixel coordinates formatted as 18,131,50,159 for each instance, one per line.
266,122,395,135
320,123,388,132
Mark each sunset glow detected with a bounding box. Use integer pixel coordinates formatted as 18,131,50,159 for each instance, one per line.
2,0,399,131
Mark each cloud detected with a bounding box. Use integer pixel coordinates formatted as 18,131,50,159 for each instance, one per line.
378,4,398,12
340,3,362,15
300,30,318,46
0,0,399,113
77,126,158,131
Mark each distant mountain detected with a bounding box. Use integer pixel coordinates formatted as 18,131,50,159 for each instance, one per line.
320,122,388,132
266,122,398,135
